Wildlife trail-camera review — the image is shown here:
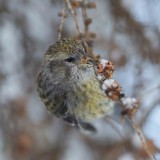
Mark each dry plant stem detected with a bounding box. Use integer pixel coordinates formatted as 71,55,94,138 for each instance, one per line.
65,0,81,35
81,0,88,33
81,0,96,55
65,0,92,57
58,1,66,40
128,117,156,160
82,40,93,57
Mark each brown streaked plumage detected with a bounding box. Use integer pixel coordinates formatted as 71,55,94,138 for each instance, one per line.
37,38,113,133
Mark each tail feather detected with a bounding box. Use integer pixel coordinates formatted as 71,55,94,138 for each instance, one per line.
62,115,97,134
78,121,97,134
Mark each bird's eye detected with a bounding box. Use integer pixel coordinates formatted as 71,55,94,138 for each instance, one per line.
65,57,75,63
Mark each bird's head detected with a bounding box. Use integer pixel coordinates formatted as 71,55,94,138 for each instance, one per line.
44,38,93,65
43,38,95,85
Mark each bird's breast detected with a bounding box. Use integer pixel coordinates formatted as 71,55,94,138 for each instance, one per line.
67,78,113,122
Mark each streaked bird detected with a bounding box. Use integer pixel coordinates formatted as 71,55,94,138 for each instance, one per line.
37,38,113,133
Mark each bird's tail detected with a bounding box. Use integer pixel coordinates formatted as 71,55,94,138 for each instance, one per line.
63,116,97,134
77,121,97,134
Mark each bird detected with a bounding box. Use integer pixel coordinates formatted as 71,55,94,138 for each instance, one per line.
37,38,113,133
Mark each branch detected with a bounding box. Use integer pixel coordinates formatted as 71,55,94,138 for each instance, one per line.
57,1,66,40
64,0,81,35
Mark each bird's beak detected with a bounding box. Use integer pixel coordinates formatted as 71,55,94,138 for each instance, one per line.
85,57,96,66
78,49,96,66
79,56,96,69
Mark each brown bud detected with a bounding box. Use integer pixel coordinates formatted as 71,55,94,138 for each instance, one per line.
86,2,96,9
85,18,92,26
89,32,96,38
58,12,68,18
16,133,32,154
71,1,82,8
57,28,60,32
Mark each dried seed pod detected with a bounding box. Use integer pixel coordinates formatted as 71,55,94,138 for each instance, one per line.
71,0,82,8
121,98,139,118
85,18,92,26
89,32,96,38
58,12,68,18
86,2,96,9
96,60,114,79
101,79,124,101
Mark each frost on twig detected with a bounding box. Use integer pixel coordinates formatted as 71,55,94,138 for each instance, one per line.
121,97,139,118
96,58,138,117
96,59,114,79
95,58,156,160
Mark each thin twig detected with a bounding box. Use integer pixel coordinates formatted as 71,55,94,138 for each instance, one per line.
81,0,88,33
82,40,90,52
128,117,156,160
105,116,124,139
64,0,93,57
58,1,66,40
81,0,89,52
64,0,81,35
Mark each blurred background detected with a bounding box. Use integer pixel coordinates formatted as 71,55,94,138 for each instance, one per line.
0,0,160,160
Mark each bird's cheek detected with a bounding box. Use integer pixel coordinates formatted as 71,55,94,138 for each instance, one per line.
80,63,93,70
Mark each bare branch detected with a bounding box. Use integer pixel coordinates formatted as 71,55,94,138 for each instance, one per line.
128,117,156,160
64,0,81,35
57,1,66,40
